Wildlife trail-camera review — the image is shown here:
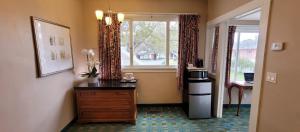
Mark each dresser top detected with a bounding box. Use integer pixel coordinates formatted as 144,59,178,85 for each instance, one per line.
74,80,137,90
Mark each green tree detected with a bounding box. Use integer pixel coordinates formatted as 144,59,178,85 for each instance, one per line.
133,21,166,55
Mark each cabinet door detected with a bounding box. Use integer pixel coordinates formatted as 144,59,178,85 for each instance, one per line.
189,95,211,118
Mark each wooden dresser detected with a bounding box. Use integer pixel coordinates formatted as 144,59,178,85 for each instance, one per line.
74,80,137,124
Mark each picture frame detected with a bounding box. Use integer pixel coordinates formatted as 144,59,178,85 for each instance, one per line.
30,16,74,77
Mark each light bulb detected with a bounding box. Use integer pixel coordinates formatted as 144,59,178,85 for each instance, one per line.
105,16,112,25
95,10,103,20
117,13,125,22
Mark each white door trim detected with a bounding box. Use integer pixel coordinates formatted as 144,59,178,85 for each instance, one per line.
207,0,267,26
249,1,271,131
216,22,229,118
206,0,271,131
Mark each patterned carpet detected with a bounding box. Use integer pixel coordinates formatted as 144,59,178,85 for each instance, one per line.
66,106,250,132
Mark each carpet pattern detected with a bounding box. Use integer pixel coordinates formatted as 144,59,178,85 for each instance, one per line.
66,106,250,132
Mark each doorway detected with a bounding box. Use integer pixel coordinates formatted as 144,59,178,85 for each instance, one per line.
223,13,261,115
205,0,271,131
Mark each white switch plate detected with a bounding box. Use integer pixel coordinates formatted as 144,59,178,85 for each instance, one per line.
271,42,284,51
266,72,277,83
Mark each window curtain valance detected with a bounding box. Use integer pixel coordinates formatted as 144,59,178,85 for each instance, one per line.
177,15,200,91
98,13,122,80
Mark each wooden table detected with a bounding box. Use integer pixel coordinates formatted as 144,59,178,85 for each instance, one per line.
227,81,253,116
74,80,137,124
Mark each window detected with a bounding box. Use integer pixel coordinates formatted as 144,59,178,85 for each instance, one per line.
230,27,259,82
120,15,179,68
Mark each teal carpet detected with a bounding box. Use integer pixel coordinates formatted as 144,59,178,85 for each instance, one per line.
66,106,250,132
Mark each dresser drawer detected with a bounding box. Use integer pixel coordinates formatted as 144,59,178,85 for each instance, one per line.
80,110,131,119
78,90,131,99
76,90,133,109
78,99,131,109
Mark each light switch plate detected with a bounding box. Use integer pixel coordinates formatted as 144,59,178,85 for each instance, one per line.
271,42,284,51
266,72,277,83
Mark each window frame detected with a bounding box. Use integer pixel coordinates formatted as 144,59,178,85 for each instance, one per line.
230,26,259,82
120,15,179,69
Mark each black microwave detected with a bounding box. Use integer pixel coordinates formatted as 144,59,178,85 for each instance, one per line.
187,69,208,80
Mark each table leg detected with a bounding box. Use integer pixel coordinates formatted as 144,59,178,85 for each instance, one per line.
227,87,232,108
237,87,244,116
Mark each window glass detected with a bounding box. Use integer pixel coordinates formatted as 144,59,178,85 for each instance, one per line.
169,21,179,66
133,21,167,66
230,31,259,81
120,21,130,66
120,16,179,68
230,32,239,81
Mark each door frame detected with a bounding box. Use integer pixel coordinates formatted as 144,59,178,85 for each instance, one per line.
206,0,271,131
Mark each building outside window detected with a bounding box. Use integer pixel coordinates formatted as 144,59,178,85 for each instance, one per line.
230,26,259,82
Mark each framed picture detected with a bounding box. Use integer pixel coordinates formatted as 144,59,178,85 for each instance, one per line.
31,16,74,77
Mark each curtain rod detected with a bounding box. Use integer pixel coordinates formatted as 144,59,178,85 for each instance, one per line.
121,12,200,16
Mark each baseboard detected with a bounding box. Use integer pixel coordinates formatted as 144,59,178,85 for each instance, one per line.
137,103,182,107
61,117,77,132
223,104,251,108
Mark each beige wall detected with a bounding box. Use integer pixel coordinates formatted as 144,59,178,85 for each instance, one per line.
0,0,84,132
82,0,208,104
208,0,252,20
130,71,181,104
208,0,300,131
257,0,300,131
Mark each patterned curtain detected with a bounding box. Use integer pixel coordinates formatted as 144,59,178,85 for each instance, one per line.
98,13,122,80
211,26,220,73
177,15,200,91
225,26,236,88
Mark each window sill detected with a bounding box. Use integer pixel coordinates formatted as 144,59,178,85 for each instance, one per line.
121,66,177,73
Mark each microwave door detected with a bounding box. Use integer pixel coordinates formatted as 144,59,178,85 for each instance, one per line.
189,71,203,78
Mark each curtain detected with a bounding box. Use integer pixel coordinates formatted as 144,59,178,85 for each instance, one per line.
211,26,220,73
177,15,200,91
98,14,122,80
225,26,236,88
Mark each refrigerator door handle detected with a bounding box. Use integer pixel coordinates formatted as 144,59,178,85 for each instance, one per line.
189,93,211,96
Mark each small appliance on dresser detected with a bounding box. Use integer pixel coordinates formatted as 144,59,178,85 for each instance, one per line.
183,67,212,119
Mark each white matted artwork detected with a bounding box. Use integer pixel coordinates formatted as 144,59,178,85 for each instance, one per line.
31,17,73,77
